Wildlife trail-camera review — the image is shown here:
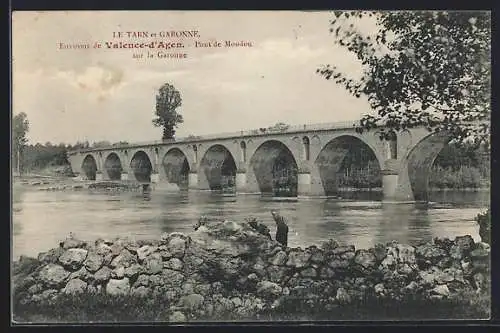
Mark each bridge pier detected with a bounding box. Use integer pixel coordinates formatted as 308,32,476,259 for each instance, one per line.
151,173,160,183
95,172,103,181
382,171,399,200
121,172,129,181
297,172,311,196
235,172,247,193
188,172,198,189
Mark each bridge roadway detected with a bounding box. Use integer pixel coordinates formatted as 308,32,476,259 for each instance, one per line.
67,121,451,201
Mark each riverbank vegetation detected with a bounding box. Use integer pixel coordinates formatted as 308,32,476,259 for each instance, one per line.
13,285,490,322
337,143,489,190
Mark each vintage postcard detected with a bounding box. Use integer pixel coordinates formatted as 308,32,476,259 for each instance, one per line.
11,10,491,323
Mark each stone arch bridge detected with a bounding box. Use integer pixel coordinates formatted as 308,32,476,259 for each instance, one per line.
67,121,451,202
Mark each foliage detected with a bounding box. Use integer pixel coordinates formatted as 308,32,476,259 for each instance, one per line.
318,11,491,147
112,141,129,147
434,142,490,176
263,288,489,320
92,141,112,148
13,293,174,323
267,122,290,132
429,165,484,189
337,159,381,188
12,112,30,173
71,141,90,149
152,83,184,140
21,143,75,174
12,287,490,323
476,209,490,244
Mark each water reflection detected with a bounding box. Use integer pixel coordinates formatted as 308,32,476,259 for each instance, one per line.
12,188,489,259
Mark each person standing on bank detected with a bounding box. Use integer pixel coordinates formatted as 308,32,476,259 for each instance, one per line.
271,211,288,247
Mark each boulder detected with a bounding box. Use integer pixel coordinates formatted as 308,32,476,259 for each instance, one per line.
144,253,163,274
130,286,151,297
39,289,59,301
27,284,43,294
58,248,88,270
319,266,336,279
94,266,112,283
181,283,195,295
111,266,125,279
354,250,377,270
95,243,112,257
396,244,417,265
217,257,243,279
38,264,70,287
134,274,150,287
68,266,92,282
431,284,450,297
63,278,87,294
370,243,387,262
179,293,205,311
84,252,104,272
332,245,355,255
374,283,385,295
286,250,311,268
124,263,144,279
222,220,243,233
169,311,186,322
266,265,288,283
167,237,186,259
106,278,130,296
110,249,136,268
380,254,396,269
300,267,317,278
60,237,87,249
320,239,339,252
309,250,325,264
328,258,351,270
433,237,454,251
164,258,184,271
137,245,157,261
110,243,124,256
403,281,419,293
269,251,288,266
256,280,282,298
161,269,185,286
416,244,447,264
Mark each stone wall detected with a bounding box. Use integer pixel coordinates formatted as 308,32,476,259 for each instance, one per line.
12,220,490,321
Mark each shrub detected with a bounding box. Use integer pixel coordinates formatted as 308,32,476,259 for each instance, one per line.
476,209,490,244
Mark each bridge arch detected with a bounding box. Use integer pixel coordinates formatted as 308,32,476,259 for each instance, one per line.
130,150,153,183
104,152,123,181
199,144,237,191
162,148,190,189
314,135,383,196
249,140,299,197
401,131,451,201
81,154,98,180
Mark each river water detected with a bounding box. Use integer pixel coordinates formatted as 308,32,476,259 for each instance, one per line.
12,186,489,260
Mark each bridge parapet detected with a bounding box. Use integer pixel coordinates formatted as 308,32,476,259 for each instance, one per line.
68,120,361,154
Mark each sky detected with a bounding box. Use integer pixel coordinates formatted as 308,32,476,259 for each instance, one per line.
12,11,375,145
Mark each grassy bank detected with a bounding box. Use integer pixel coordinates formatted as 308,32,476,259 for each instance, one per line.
12,287,490,323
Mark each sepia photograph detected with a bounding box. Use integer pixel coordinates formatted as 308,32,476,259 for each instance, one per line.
11,10,491,323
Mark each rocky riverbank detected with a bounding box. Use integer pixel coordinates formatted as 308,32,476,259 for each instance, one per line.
14,176,143,193
12,220,490,322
